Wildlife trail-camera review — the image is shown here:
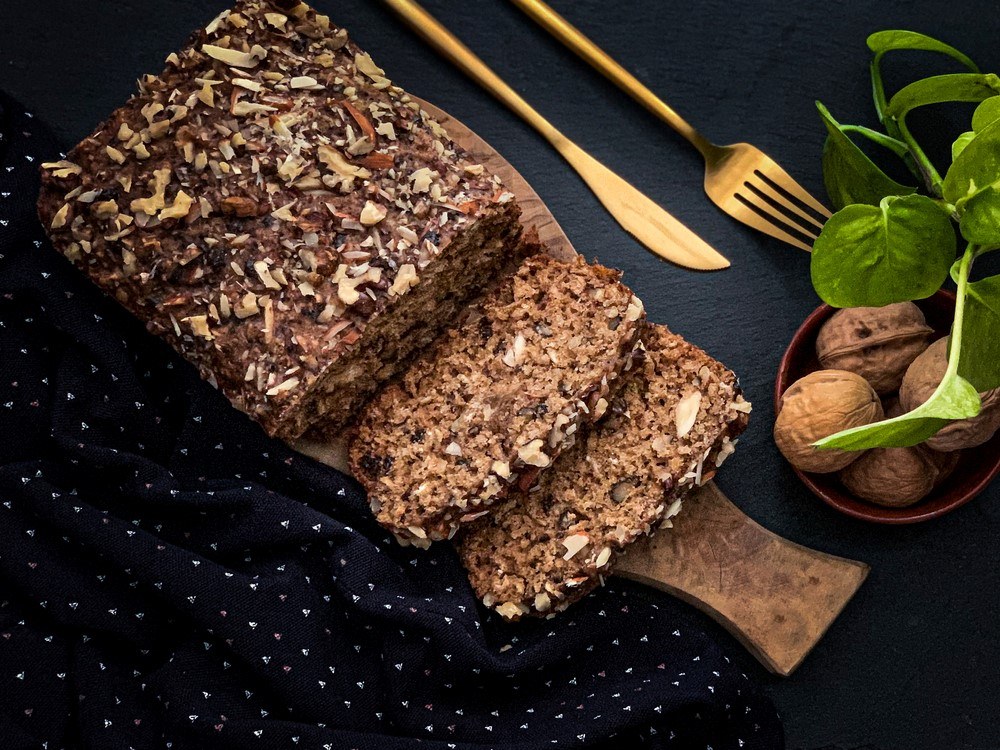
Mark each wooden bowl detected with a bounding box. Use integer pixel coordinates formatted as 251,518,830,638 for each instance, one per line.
774,290,1000,524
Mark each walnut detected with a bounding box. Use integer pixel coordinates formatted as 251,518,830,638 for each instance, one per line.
900,337,1000,451
774,370,883,473
816,302,932,395
839,446,945,506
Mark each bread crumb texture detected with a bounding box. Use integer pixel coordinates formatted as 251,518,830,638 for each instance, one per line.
457,325,750,619
350,254,646,546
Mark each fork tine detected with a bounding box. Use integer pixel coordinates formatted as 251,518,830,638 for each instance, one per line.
755,161,832,219
743,175,825,233
733,184,820,243
731,193,815,252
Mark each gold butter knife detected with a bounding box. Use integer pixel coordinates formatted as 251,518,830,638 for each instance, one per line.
381,0,730,271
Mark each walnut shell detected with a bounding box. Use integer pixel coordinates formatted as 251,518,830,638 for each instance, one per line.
924,446,961,486
839,445,945,507
774,369,884,473
816,302,933,395
899,337,1000,451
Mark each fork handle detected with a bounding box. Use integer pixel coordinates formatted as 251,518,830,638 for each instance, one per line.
510,0,716,157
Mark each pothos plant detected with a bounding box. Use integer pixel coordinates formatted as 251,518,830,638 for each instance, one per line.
811,30,1000,451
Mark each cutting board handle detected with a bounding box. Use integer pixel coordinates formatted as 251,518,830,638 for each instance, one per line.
615,482,869,676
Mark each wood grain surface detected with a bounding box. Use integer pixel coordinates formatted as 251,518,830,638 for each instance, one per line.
295,98,869,677
614,483,869,676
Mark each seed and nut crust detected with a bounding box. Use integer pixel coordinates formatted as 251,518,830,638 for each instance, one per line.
37,0,514,438
457,325,750,620
349,255,646,546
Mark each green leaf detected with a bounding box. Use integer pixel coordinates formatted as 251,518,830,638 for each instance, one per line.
972,96,1000,132
885,73,1000,119
817,102,916,210
811,195,956,308
814,374,980,450
959,184,1000,244
866,31,980,73
943,117,1000,204
954,271,1000,391
953,131,976,162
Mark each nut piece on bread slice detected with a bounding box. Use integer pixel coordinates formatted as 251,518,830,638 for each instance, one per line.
456,324,751,619
350,254,646,546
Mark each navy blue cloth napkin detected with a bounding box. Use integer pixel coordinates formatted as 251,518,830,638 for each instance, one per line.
0,91,783,750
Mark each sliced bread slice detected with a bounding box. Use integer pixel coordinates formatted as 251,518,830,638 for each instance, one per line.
350,254,646,546
456,324,751,619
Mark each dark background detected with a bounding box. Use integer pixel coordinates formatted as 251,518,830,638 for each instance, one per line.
3,1,998,748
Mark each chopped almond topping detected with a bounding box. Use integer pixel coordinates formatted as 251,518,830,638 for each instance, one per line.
562,534,590,561
182,315,213,340
50,203,70,230
159,190,193,220
201,43,265,68
105,146,126,164
290,75,322,89
359,200,387,226
270,202,297,222
93,201,119,219
410,167,436,193
354,52,385,81
264,11,287,29
266,377,300,396
129,167,172,215
675,391,702,438
337,277,360,305
196,82,216,108
388,263,419,297
254,260,282,290
233,78,262,92
234,292,260,319
42,160,82,178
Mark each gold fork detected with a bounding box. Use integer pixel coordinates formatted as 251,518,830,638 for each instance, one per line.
511,0,832,252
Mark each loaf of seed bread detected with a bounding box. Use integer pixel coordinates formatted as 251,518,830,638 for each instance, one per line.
350,254,646,546
456,325,751,619
37,0,523,440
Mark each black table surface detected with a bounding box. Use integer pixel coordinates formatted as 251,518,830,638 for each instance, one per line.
3,1,999,748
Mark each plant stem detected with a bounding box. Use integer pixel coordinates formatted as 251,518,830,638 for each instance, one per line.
840,125,910,158
897,117,944,196
871,55,923,182
946,243,977,380
870,56,890,124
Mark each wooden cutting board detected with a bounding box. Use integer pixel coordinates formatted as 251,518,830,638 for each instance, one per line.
294,99,869,677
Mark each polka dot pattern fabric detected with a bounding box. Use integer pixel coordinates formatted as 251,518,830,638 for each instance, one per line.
0,92,783,750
